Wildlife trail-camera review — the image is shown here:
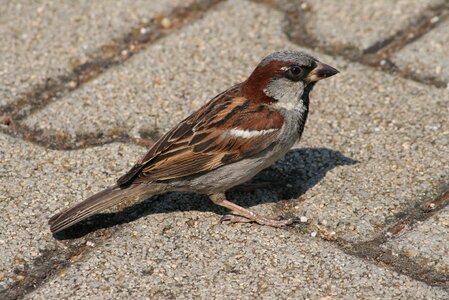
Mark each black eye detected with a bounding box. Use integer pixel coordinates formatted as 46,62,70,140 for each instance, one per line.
285,65,304,81
290,66,302,75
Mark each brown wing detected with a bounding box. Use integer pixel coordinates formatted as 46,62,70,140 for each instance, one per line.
117,84,284,185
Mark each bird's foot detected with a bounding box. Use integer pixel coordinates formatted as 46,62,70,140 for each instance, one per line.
220,213,296,227
210,193,296,228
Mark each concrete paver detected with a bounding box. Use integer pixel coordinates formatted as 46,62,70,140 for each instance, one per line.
22,0,449,243
392,20,449,85
0,133,144,290
382,207,449,274
303,0,444,51
27,220,449,299
0,0,192,106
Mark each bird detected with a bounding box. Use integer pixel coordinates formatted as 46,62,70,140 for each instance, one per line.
49,50,339,233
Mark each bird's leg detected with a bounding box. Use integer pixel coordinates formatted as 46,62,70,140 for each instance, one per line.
209,193,295,227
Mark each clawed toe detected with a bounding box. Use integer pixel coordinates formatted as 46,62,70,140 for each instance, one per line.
219,214,296,227
210,194,296,228
261,217,295,227
220,214,253,224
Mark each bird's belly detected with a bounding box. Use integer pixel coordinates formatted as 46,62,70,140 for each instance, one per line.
177,155,281,193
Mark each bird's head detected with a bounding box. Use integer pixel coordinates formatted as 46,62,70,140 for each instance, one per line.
242,50,339,108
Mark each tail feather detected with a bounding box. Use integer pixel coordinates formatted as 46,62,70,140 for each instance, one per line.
49,184,154,233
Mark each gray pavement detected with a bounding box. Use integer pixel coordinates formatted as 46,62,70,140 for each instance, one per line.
0,133,144,290
28,223,448,299
295,60,449,242
383,206,449,274
392,20,449,85
302,0,445,51
0,0,192,107
1,0,448,299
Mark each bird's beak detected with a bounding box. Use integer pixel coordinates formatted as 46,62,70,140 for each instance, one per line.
306,62,339,82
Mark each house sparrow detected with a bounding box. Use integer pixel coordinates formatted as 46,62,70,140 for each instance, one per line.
49,50,338,233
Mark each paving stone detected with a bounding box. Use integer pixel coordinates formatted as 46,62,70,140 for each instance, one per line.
0,133,144,290
27,218,449,299
23,0,449,243
392,20,449,85
302,0,444,51
0,0,192,107
382,206,449,274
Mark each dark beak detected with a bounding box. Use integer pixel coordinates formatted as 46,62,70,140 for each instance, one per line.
306,62,339,82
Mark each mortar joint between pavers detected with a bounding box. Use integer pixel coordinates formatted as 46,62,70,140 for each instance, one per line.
0,0,224,150
260,0,449,88
330,189,449,288
0,228,120,300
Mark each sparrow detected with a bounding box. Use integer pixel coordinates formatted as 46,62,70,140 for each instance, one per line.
49,50,339,233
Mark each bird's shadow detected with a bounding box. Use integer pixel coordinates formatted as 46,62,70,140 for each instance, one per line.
53,147,357,240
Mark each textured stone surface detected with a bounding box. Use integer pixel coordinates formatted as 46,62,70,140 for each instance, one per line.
383,207,449,274
392,20,449,84
22,0,449,243
289,62,449,242
27,221,448,299
0,0,192,106
0,133,144,289
303,0,444,50
23,0,287,140
2,0,449,298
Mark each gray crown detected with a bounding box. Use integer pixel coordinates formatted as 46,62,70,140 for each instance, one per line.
260,50,317,67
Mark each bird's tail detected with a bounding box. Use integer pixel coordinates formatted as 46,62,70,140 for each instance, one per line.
49,184,158,233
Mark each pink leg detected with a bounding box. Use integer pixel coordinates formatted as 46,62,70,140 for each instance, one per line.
209,193,295,227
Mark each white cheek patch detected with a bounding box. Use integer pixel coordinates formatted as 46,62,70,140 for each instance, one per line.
227,128,278,138
273,101,307,114
264,78,306,113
